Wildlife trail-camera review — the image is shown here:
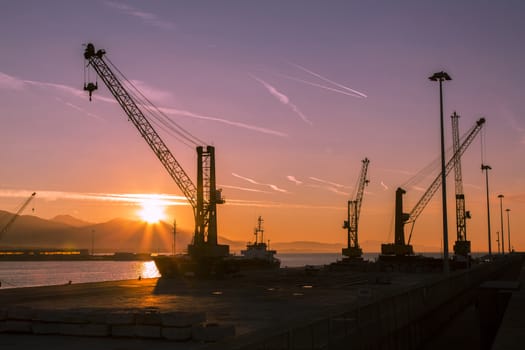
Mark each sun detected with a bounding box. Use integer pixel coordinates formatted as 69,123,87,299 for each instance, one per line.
138,200,166,224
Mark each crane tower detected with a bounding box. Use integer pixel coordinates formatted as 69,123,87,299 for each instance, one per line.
83,43,228,261
381,118,485,256
342,158,370,259
451,112,471,258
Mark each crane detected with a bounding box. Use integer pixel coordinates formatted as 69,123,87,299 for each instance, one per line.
83,43,228,261
0,192,36,239
451,112,471,258
381,118,485,256
342,158,370,259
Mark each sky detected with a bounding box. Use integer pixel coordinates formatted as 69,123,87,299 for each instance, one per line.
0,0,524,253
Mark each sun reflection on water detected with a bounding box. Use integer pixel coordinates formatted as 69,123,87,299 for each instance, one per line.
140,261,161,278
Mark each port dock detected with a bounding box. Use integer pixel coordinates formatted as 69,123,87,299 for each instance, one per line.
0,255,523,349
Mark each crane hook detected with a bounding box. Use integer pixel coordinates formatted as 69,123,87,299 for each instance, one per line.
84,82,98,101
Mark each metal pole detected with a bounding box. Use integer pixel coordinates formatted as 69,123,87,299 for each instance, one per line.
506,209,511,253
498,194,504,254
481,165,492,256
429,71,451,274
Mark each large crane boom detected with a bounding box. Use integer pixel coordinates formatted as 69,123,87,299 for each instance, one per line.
0,192,36,239
451,112,471,257
83,43,227,259
381,118,485,256
342,158,370,259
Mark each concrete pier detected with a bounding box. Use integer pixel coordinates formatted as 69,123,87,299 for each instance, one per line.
0,256,522,349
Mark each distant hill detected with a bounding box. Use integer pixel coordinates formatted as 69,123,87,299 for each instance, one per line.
51,214,92,227
0,211,193,253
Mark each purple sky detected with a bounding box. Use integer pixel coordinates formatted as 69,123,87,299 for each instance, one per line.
1,0,524,252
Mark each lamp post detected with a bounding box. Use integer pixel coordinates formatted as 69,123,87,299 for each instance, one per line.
481,164,492,256
429,71,452,273
498,194,504,254
506,209,511,253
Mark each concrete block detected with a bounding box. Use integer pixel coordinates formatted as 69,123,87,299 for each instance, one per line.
161,311,206,327
0,308,7,321
0,320,32,333
162,326,193,341
111,324,136,337
192,323,235,342
136,311,161,325
32,322,60,335
84,310,108,324
59,323,110,337
107,311,136,325
135,325,161,338
7,306,35,320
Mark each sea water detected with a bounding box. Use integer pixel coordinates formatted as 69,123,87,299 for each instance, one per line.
0,252,463,289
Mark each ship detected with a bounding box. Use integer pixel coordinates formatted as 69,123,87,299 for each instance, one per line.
237,216,280,270
154,216,279,278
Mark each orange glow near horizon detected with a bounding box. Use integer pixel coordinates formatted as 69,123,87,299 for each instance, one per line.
137,198,167,224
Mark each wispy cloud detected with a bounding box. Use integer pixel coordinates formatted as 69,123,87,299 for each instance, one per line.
287,176,303,185
288,62,368,98
160,106,288,137
219,185,270,194
104,1,174,30
0,72,25,90
309,177,350,189
0,71,287,138
0,189,188,207
232,173,289,193
380,181,389,191
56,97,104,121
251,75,313,125
225,198,341,210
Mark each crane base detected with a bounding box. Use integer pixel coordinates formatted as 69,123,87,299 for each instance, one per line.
453,240,471,257
188,243,230,259
342,247,363,258
381,243,414,256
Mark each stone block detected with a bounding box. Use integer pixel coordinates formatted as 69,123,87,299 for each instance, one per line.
192,323,235,342
111,324,136,337
0,308,7,321
161,311,206,327
7,306,35,320
0,320,32,333
162,326,193,341
32,322,60,335
136,311,161,325
135,325,161,338
107,311,136,325
59,323,110,337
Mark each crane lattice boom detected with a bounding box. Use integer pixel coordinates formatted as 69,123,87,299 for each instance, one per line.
407,118,485,228
342,158,370,258
0,192,36,238
83,43,227,258
83,44,198,208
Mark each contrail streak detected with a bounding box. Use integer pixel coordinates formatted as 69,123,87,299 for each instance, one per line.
309,177,350,189
288,62,368,98
251,75,313,125
0,71,288,138
287,176,303,185
232,173,289,193
275,72,364,98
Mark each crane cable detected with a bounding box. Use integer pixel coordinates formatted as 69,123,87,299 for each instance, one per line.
104,57,206,148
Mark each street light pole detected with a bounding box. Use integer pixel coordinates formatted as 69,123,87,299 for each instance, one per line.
481,164,492,256
506,209,511,253
429,71,452,274
498,194,504,255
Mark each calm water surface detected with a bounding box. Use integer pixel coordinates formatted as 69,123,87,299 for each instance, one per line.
0,252,456,289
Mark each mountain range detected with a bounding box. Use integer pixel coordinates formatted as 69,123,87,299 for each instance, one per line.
0,211,441,254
